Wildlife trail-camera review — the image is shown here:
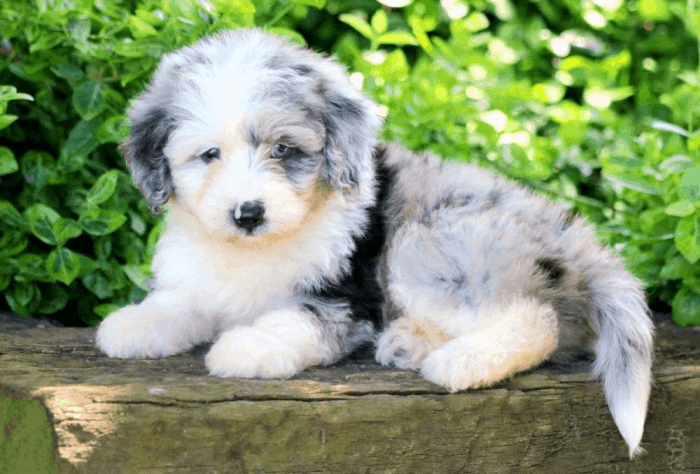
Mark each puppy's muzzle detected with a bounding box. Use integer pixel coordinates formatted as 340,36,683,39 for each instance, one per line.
231,200,265,232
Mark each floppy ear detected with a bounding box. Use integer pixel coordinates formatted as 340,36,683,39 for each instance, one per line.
316,74,381,192
121,102,176,214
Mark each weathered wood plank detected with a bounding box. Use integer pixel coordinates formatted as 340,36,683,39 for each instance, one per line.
1,312,699,473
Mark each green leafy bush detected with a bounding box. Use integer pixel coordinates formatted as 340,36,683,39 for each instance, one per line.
1,0,699,326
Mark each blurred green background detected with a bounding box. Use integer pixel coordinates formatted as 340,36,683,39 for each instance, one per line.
1,0,699,327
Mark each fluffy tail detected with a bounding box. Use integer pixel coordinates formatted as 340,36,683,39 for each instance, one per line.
589,271,654,458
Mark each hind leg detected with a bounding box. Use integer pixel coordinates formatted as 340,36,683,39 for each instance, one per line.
419,298,558,390
376,218,561,387
375,221,477,371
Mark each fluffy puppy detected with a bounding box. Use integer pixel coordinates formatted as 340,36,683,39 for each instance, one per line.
95,29,654,458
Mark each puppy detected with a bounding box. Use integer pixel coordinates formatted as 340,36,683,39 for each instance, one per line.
95,29,653,458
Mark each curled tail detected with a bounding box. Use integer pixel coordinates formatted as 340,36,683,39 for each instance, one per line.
588,271,654,458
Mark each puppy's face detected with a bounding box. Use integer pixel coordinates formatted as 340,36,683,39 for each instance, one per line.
123,29,380,244
164,104,328,240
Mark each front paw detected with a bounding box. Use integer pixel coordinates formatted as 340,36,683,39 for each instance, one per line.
205,327,306,378
95,304,182,359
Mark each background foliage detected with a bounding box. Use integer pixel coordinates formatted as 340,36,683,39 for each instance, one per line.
1,0,699,327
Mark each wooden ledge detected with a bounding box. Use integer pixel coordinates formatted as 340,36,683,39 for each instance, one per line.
1,312,699,473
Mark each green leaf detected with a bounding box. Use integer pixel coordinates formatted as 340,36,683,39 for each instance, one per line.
680,165,700,201
46,248,81,285
16,254,53,283
79,208,128,235
53,218,83,246
463,12,489,32
96,115,129,143
665,200,696,217
113,41,148,58
0,115,18,131
675,216,700,264
532,82,565,104
82,271,114,299
684,275,700,294
583,87,634,109
14,282,38,306
0,201,27,229
21,150,60,186
5,286,31,315
102,89,126,111
0,231,29,259
51,63,84,81
73,82,108,120
548,101,587,123
162,0,196,18
85,170,119,207
340,14,375,40
129,211,147,236
69,18,91,43
688,131,700,151
0,85,34,102
659,255,691,280
128,16,158,38
659,155,694,174
371,10,388,34
378,0,413,6
34,285,69,314
0,147,18,175
147,219,166,252
25,204,61,245
94,236,112,260
62,119,100,166
638,0,671,21
28,34,62,53
291,0,326,8
377,32,418,46
672,286,700,326
0,272,12,292
266,28,308,47
122,264,152,291
651,121,690,137
213,0,256,26
94,303,120,318
601,156,661,195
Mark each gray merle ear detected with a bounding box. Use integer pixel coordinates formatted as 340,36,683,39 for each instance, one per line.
121,104,176,214
316,77,381,192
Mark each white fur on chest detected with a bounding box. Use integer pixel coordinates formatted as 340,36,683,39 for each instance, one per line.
150,196,367,323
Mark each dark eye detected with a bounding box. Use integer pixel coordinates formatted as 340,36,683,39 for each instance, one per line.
272,143,293,159
201,148,220,163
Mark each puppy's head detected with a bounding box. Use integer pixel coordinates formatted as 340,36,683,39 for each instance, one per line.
122,29,380,240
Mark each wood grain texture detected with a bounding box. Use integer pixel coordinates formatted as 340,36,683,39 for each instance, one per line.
1,312,699,474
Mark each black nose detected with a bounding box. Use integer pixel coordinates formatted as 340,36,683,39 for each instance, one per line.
232,200,265,232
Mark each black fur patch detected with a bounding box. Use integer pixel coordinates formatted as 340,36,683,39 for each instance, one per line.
426,192,474,215
278,149,318,186
535,256,566,286
127,106,177,213
131,107,174,164
318,89,370,188
306,146,395,329
291,64,314,76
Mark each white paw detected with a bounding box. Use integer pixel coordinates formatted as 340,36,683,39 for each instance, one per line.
95,304,184,359
205,327,307,378
419,340,504,392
